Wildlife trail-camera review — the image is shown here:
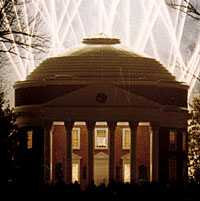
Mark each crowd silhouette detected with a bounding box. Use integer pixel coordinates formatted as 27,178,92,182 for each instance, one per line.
7,178,200,201
7,145,200,200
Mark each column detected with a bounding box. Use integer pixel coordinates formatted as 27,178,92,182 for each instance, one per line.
107,121,117,184
17,127,29,183
86,121,96,186
32,126,44,185
129,121,138,184
18,127,29,151
64,121,74,184
43,121,52,183
184,128,188,182
177,128,184,182
150,123,159,182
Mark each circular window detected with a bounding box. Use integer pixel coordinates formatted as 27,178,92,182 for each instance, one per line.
96,93,107,103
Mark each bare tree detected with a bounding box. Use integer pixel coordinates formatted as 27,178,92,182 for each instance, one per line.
0,0,47,59
166,0,200,20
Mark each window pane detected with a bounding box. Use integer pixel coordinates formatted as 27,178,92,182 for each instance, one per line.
97,130,106,137
72,129,80,149
169,130,177,151
169,131,176,143
72,163,79,183
27,131,32,149
123,129,130,149
95,128,108,149
124,163,130,183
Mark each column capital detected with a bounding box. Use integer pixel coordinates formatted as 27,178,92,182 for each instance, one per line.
129,121,139,130
86,121,96,131
107,121,117,131
64,120,74,131
43,120,53,130
150,122,160,128
150,122,160,135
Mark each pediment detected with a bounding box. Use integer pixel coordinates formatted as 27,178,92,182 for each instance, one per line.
43,85,161,108
94,152,109,159
72,153,82,160
121,153,130,160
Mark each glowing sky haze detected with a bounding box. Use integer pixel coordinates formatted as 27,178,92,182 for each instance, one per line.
1,0,200,104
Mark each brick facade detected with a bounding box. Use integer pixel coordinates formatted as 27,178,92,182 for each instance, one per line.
52,124,150,188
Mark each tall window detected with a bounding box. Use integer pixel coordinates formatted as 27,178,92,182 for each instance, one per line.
169,130,177,151
27,130,33,149
168,159,177,181
95,128,108,149
72,128,80,150
122,128,131,150
72,162,80,183
123,162,130,183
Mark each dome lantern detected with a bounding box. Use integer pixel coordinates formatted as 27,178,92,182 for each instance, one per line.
82,33,120,45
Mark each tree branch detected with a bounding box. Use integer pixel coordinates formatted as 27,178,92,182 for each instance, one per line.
166,0,200,21
0,0,49,60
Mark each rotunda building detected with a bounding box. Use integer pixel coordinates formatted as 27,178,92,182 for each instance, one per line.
14,35,188,188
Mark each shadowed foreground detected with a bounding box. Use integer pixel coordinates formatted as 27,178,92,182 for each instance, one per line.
7,181,200,201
